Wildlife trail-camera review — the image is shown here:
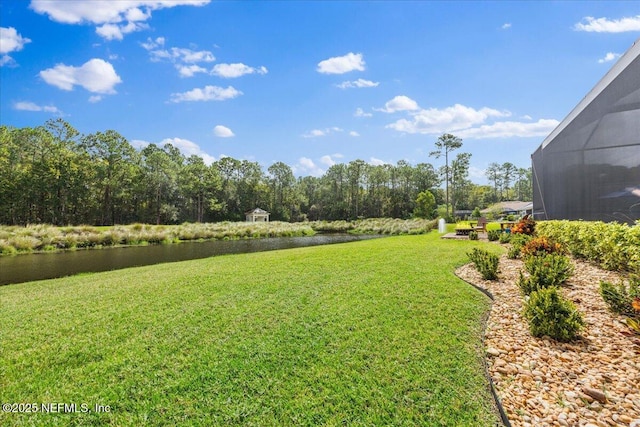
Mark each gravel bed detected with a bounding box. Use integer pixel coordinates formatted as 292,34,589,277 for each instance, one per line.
456,251,640,427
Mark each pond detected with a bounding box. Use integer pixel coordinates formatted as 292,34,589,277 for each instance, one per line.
0,234,382,286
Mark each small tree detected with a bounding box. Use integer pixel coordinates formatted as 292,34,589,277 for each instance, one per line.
471,207,481,219
413,190,436,219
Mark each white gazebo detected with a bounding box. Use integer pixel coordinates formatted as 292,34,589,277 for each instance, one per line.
245,208,270,222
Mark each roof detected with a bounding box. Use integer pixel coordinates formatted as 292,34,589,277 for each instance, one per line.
482,201,532,213
539,37,640,150
245,208,270,215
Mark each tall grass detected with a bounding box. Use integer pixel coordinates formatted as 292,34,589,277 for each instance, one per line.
311,218,438,235
0,219,438,256
0,222,316,255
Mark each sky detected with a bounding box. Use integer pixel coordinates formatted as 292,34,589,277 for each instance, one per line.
1,1,639,184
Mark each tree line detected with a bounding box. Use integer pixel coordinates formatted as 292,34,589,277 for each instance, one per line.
0,119,532,226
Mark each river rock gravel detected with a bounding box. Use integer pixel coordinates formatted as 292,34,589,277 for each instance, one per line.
456,251,640,427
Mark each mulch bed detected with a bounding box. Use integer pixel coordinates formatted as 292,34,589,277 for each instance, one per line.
456,250,640,427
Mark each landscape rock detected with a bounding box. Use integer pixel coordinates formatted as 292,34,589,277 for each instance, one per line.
456,254,640,427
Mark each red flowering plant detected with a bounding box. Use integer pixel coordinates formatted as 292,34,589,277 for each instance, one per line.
511,217,536,235
521,236,566,258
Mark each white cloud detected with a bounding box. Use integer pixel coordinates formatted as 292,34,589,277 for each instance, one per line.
133,137,217,165
211,63,268,78
301,127,343,138
317,52,365,74
177,64,207,77
141,36,165,50
0,27,31,54
369,157,388,166
386,103,510,134
0,56,14,67
574,15,640,33
213,125,235,138
337,78,379,89
40,58,122,94
96,21,149,41
30,0,210,40
320,155,336,167
598,52,621,63
141,38,216,77
14,101,61,114
294,157,325,177
130,139,150,149
349,131,360,137
502,23,512,30
168,47,215,63
377,95,420,113
468,166,486,181
354,107,373,118
303,129,326,138
88,95,102,103
169,85,242,103
455,119,560,139
0,27,31,66
161,137,216,164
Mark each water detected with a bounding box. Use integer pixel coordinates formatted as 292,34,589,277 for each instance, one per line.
0,234,382,286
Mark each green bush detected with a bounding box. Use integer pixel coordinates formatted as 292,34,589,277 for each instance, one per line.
467,248,499,280
506,233,531,259
469,230,479,240
487,230,501,242
498,232,511,244
519,253,574,294
537,220,640,272
507,246,520,260
599,276,640,317
523,287,585,342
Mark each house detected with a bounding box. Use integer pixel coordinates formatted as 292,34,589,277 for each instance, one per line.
482,201,533,218
532,38,640,223
245,208,270,222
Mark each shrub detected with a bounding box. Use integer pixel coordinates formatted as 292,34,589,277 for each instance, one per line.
507,246,521,260
523,287,584,341
518,253,574,295
599,276,640,317
507,234,531,259
469,230,479,240
537,220,640,272
487,230,501,242
521,236,565,258
498,232,511,244
511,217,536,235
467,248,499,280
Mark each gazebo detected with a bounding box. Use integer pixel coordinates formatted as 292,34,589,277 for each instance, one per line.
245,208,270,222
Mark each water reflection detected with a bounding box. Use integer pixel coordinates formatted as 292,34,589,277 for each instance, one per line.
0,234,382,286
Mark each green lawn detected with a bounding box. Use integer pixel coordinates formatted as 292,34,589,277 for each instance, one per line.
1,233,502,426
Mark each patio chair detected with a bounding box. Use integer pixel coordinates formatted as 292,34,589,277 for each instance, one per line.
474,217,488,232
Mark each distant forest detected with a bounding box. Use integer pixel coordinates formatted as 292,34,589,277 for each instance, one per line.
0,119,532,226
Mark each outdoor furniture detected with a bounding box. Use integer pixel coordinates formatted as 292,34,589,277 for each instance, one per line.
474,217,488,232
455,228,473,236
499,221,517,231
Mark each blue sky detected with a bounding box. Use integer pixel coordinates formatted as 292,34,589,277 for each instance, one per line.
2,1,639,183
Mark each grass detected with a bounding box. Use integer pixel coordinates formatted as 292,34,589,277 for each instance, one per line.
1,233,502,426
